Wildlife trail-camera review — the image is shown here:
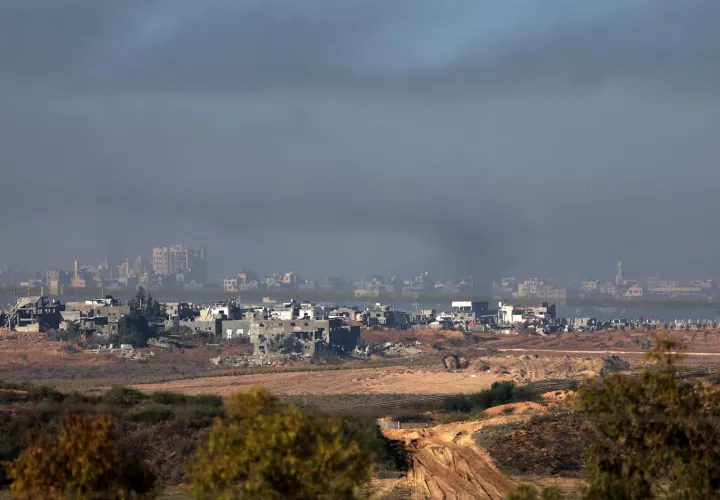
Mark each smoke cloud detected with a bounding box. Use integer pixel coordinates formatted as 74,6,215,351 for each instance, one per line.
1,0,719,281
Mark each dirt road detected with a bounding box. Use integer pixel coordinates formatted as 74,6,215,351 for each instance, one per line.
384,417,523,499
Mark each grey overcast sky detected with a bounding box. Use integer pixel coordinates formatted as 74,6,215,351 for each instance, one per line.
1,0,719,281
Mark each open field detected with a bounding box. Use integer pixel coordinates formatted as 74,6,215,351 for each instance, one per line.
4,327,720,397
133,354,617,397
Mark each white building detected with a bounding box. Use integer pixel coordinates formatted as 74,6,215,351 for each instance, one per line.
497,302,556,325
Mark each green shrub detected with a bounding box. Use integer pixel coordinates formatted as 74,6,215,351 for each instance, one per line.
102,386,148,406
149,391,188,405
443,382,538,414
188,388,374,499
575,335,720,499
172,405,223,429
340,415,408,473
187,394,223,407
129,404,175,424
442,395,472,412
26,384,65,403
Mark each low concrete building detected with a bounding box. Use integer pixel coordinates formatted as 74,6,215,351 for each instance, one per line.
362,304,410,330
450,301,489,323
164,302,195,320
497,302,556,326
64,303,130,323
221,318,360,356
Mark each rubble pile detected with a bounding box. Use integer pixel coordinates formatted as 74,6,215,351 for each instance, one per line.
209,353,311,367
354,340,423,358
112,348,154,361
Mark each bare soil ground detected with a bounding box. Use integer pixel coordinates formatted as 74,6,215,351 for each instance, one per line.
487,329,720,359
133,354,610,397
135,366,515,396
383,417,523,499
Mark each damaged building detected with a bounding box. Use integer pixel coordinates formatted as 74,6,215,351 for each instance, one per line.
5,296,62,332
221,317,360,356
63,296,130,337
361,304,410,330
450,301,489,323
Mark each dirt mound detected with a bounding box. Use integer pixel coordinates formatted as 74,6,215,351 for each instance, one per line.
541,390,575,402
482,402,546,417
362,328,464,346
487,413,595,478
477,355,604,382
384,418,518,499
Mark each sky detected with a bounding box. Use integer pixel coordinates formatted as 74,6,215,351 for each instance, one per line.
1,0,719,282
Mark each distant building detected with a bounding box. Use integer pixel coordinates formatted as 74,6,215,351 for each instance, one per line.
237,318,360,356
354,287,379,298
624,284,643,297
152,244,207,283
647,285,703,296
599,283,618,296
361,304,410,330
616,261,625,285
45,269,70,287
497,302,556,326
450,301,489,322
223,277,238,292
514,278,567,303
493,277,517,294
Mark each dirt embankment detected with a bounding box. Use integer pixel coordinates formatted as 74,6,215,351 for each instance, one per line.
383,417,524,499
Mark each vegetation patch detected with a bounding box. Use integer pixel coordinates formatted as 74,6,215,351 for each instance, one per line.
442,381,538,414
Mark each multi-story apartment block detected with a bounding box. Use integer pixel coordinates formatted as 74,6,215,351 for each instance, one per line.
152,244,207,283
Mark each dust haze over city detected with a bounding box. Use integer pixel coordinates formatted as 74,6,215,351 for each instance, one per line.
1,0,720,282
6,3,720,499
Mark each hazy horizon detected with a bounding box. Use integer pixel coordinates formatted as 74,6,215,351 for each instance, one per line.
2,1,720,281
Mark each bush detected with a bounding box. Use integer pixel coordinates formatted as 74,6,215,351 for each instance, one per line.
102,386,148,406
188,387,374,499
0,381,65,403
26,384,65,403
340,415,408,473
575,335,720,499
4,411,155,499
188,394,223,407
130,404,175,424
149,391,189,405
443,382,538,414
442,395,473,412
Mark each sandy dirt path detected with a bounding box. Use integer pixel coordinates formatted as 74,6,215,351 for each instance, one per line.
384,417,524,499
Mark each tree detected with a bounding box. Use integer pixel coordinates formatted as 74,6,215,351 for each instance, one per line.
574,335,720,499
282,334,298,354
188,388,374,499
4,411,155,499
